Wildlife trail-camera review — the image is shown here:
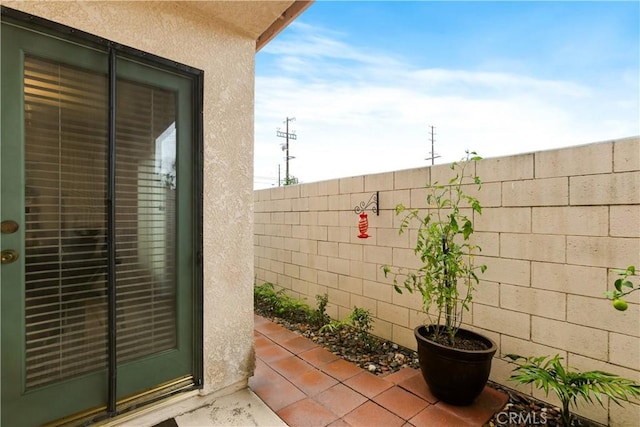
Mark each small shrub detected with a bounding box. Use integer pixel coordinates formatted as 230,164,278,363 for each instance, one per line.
349,307,372,334
254,282,283,316
319,318,349,334
382,151,485,346
349,307,375,348
253,282,310,323
319,306,376,349
310,293,330,327
505,354,640,427
254,286,377,350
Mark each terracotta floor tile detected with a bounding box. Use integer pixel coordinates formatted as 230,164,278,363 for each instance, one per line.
396,371,438,403
254,320,288,336
270,355,315,378
277,398,339,427
328,419,353,427
255,342,292,363
343,401,405,427
250,369,306,412
268,328,302,345
281,335,320,354
314,384,368,418
254,334,272,349
299,346,341,366
409,404,477,427
252,317,507,427
253,357,268,373
372,386,429,420
382,367,422,385
478,386,509,409
435,386,508,426
254,314,270,326
321,359,363,382
248,363,281,392
344,371,393,399
289,368,339,396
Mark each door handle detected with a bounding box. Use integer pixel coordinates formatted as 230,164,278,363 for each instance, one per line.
1,249,19,265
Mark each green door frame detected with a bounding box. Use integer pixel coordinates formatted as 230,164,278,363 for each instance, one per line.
1,7,203,426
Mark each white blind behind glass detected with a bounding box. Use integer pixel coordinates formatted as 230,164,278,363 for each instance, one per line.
23,56,178,389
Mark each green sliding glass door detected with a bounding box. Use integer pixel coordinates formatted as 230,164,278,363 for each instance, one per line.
1,19,197,426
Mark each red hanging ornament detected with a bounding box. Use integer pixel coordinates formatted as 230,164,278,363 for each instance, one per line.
357,212,370,239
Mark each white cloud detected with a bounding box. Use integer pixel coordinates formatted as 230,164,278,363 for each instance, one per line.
262,21,404,69
254,23,639,188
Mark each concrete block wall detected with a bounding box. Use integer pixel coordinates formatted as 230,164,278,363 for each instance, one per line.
254,137,640,425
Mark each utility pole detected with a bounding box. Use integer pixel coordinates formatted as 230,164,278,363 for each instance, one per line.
277,164,281,187
425,125,440,165
276,117,297,184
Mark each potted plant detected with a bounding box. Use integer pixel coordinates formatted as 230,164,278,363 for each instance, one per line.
383,151,495,405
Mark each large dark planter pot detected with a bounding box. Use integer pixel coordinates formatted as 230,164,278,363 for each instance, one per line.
415,325,497,406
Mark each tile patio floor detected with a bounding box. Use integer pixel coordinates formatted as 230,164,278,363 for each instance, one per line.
250,314,508,427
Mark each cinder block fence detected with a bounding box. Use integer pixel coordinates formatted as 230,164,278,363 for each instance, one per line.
254,137,640,425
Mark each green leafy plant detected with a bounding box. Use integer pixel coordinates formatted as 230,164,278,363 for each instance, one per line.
310,293,330,327
349,307,373,337
348,307,374,347
382,151,486,346
319,306,375,348
253,282,310,323
605,265,638,311
254,282,284,315
254,284,333,328
505,354,640,427
319,318,348,334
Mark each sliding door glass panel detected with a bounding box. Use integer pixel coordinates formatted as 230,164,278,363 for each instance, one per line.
23,55,108,389
115,79,177,363
23,56,181,388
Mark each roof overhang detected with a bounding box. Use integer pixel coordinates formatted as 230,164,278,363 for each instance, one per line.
185,1,313,51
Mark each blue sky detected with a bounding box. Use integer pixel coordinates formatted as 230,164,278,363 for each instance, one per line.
254,1,639,188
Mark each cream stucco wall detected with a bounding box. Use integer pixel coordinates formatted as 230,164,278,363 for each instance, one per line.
4,0,259,400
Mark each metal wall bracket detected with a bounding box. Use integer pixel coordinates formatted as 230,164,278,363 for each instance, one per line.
354,191,379,216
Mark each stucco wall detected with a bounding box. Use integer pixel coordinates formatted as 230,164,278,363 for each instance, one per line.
254,137,640,425
5,0,257,397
